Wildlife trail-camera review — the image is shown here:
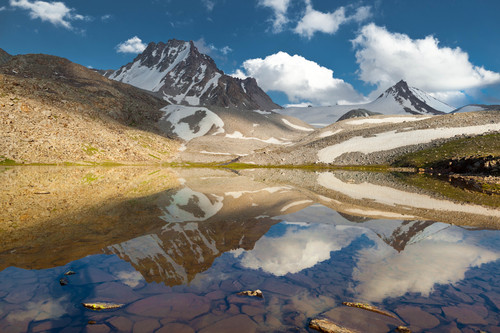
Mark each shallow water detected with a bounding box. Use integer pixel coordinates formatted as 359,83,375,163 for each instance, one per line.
0,167,499,332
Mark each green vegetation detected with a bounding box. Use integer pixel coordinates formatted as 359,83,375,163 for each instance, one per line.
164,161,391,172
82,143,100,156
393,133,500,168
0,156,17,165
148,153,161,160
82,172,99,184
396,173,500,208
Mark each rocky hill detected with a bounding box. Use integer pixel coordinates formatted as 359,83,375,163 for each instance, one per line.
0,52,179,164
104,39,281,111
237,111,500,166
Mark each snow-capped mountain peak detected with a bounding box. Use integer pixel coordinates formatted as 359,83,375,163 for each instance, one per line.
104,39,280,111
375,80,454,114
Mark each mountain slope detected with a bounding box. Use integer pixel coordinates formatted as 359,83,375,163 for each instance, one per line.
158,105,315,163
0,53,178,163
104,39,281,111
237,111,500,166
278,80,454,127
0,48,12,65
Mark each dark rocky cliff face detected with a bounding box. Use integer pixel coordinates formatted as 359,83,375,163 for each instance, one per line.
105,39,281,111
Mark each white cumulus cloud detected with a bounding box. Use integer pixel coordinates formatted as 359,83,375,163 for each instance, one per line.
116,36,147,54
352,24,500,104
202,0,215,12
10,0,88,29
233,51,365,105
295,2,371,38
194,38,232,58
258,0,291,33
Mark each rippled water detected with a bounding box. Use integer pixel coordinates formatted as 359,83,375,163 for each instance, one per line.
0,167,499,332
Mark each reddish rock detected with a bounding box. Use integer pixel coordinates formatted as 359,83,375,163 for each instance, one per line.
107,316,133,331
442,304,488,325
157,323,195,333
265,314,282,329
395,305,440,330
205,290,225,300
133,319,160,333
242,305,266,317
199,314,258,333
125,293,210,320
84,324,110,333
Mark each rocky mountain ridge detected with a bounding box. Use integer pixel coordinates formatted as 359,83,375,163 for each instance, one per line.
103,39,281,111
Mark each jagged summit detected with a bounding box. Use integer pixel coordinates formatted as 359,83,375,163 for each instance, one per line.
104,39,281,110
374,79,454,115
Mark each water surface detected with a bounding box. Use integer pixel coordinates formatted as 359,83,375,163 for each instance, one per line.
0,167,499,332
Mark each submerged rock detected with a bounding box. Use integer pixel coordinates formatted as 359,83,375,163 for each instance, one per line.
237,289,263,298
342,302,396,319
82,302,124,311
309,318,358,333
59,277,68,286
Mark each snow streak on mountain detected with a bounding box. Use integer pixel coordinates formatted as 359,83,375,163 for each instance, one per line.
105,39,280,111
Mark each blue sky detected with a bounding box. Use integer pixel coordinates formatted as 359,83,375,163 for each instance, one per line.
1,0,500,107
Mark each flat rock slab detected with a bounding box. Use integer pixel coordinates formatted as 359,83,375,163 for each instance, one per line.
395,305,440,330
199,314,258,333
442,304,489,325
157,323,195,333
125,293,210,320
322,306,402,333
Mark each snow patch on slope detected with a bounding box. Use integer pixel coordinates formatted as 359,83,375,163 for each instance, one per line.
317,123,500,163
225,131,292,145
160,105,224,141
282,118,314,131
345,116,431,126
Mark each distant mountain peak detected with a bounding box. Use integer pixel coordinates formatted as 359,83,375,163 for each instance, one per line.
104,38,280,110
376,79,454,115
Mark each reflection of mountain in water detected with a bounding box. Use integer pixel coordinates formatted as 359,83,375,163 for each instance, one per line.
377,220,441,252
106,218,276,286
104,181,311,286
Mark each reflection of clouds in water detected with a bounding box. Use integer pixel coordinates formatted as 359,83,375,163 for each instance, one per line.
236,223,364,276
116,270,144,288
159,187,223,222
6,296,68,322
353,228,500,302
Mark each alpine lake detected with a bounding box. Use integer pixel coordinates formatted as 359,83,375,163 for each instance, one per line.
1,166,499,333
